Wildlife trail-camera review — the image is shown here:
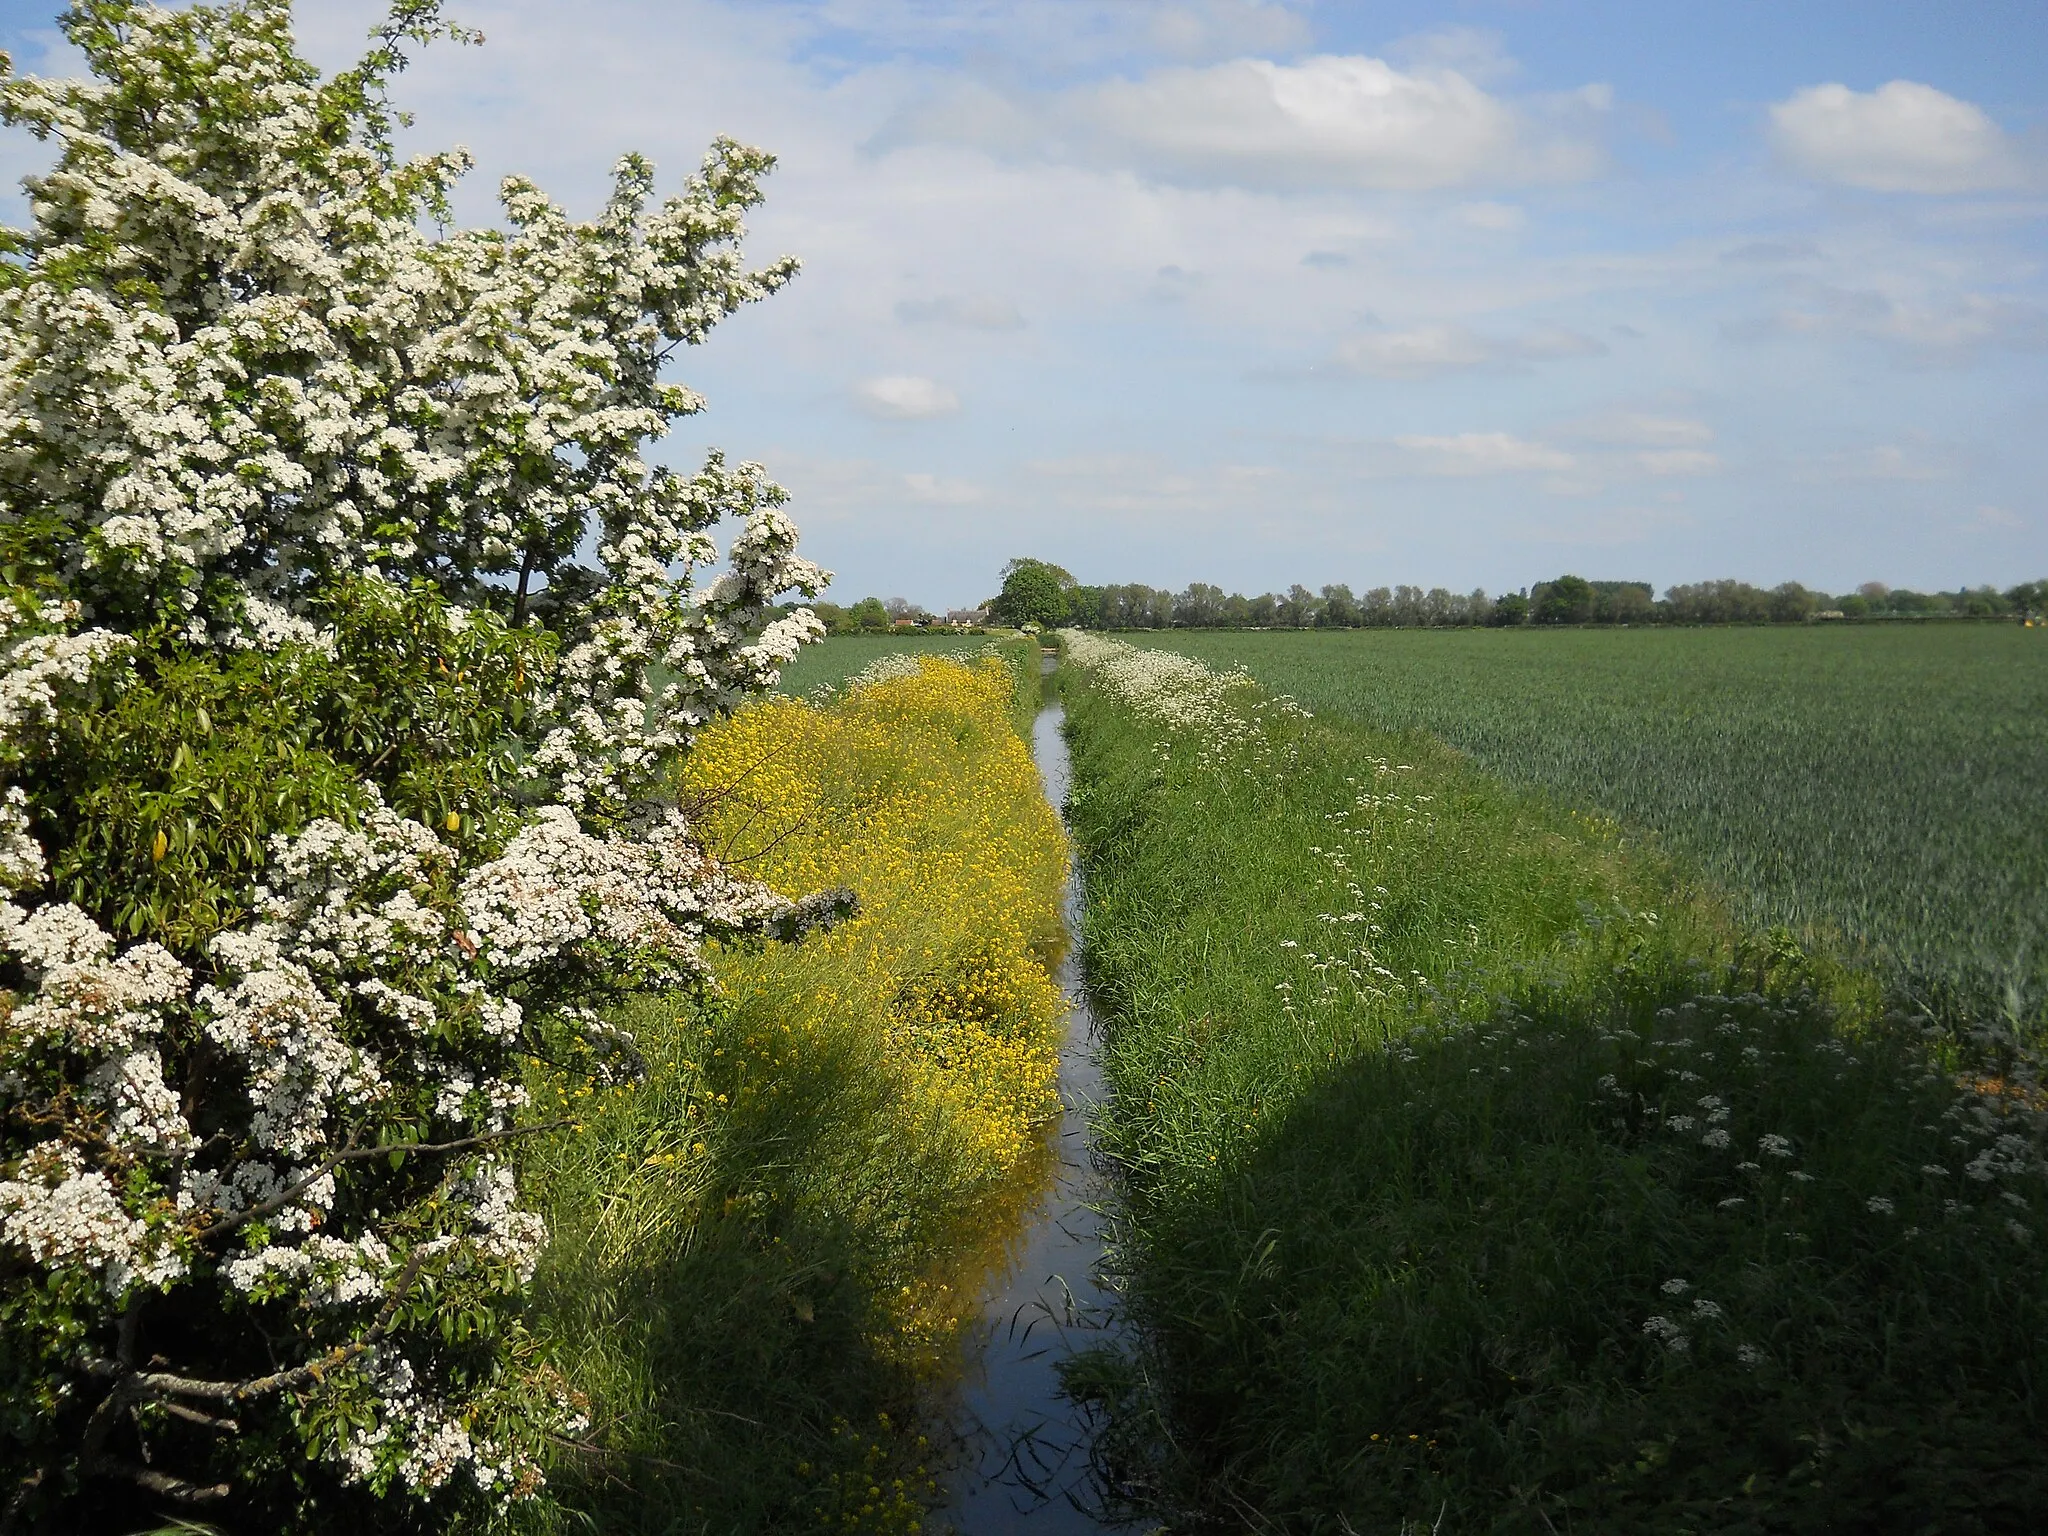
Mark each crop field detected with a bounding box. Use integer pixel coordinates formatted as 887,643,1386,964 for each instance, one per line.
1057,631,2048,1532
1132,625,2048,1027
774,632,1004,696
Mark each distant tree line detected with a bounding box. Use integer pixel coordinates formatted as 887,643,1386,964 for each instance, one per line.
807,570,2048,635
811,595,930,633
981,562,2048,630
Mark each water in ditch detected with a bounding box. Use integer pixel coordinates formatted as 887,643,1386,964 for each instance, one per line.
939,671,1130,1535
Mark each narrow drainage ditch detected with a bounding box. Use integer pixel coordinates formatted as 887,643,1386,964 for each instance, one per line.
940,656,1129,1535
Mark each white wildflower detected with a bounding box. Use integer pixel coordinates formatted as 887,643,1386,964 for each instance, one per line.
1641,1315,1690,1353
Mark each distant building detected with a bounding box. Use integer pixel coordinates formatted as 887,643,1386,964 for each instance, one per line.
945,608,988,628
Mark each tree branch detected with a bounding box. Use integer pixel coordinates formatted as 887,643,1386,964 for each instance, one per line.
80,1454,230,1505
81,1244,434,1409
158,1401,240,1433
512,544,536,628
192,1119,573,1244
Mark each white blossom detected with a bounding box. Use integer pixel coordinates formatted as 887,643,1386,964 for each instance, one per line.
1641,1315,1691,1353
86,1049,195,1153
0,0,840,1508
0,786,46,894
1965,1133,2036,1183
0,1142,184,1294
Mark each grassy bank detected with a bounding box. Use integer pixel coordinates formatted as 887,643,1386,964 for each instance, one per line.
503,651,1064,1534
1126,625,2048,1033
1058,633,2048,1533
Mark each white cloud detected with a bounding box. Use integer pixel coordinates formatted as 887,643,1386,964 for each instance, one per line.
1572,413,1715,448
1516,504,1694,547
1740,279,2048,362
1027,452,1286,518
884,52,1609,191
1149,264,1207,301
1393,432,1576,475
854,374,961,418
1339,326,1491,375
1636,449,1720,476
1720,239,1821,264
895,293,1026,330
1401,416,1720,484
1458,200,1525,232
1770,81,2027,193
1148,1,1312,61
1863,445,1939,480
1387,27,1519,87
1969,504,2024,530
1807,443,1953,481
903,471,985,504
1078,58,1603,190
1333,323,1605,378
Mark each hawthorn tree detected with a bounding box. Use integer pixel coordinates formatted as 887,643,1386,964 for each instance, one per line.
0,1,843,1527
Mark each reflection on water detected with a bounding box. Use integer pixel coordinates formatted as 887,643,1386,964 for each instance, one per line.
939,683,1129,1535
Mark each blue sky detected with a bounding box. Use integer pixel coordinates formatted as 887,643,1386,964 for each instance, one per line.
2,1,2044,608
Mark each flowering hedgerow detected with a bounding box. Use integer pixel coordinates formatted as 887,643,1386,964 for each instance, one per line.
0,1,846,1526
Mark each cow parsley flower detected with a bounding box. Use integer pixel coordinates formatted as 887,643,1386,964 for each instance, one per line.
1641,1315,1690,1353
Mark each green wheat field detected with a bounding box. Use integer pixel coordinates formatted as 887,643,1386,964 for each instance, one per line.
1132,624,2048,1027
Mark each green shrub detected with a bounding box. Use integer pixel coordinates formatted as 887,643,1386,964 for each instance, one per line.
0,4,834,1529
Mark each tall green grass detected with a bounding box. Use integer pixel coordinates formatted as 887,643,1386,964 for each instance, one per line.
1060,650,2048,1533
492,643,1055,1536
1129,625,2048,1033
497,992,945,1535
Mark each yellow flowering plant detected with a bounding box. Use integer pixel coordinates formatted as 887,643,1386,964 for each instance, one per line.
519,651,1069,1532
